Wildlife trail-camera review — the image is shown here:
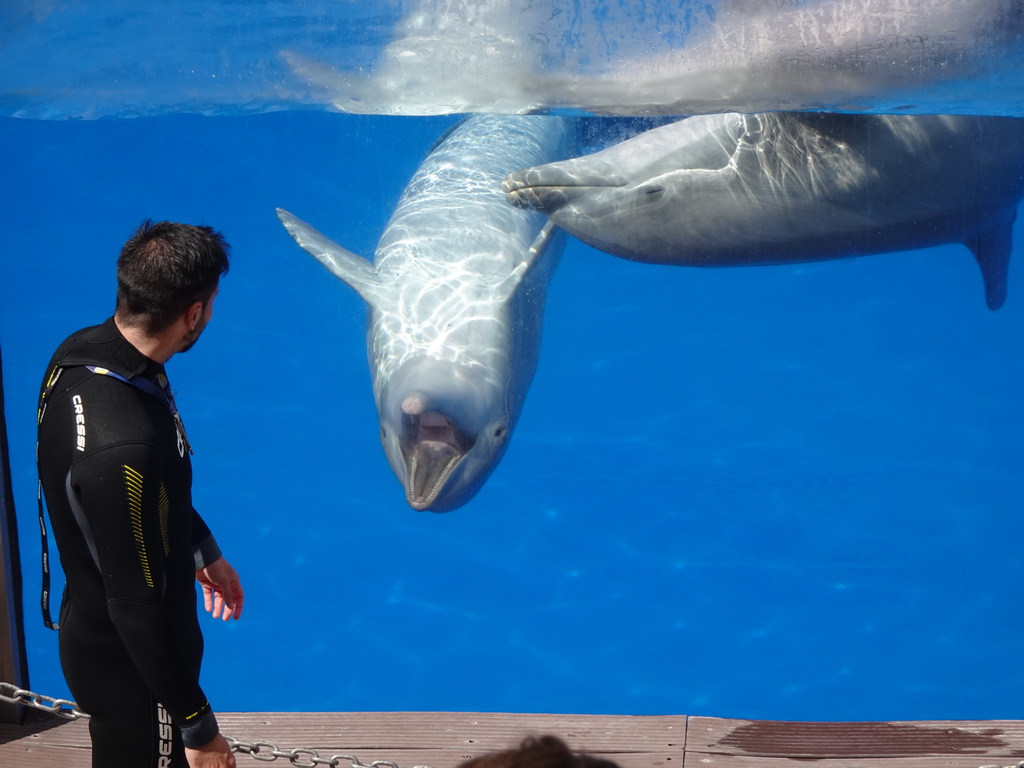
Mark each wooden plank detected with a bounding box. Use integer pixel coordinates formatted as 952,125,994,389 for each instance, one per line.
0,711,684,768
681,753,1017,768
0,711,90,768
5,712,1024,768
218,711,685,768
685,717,1024,767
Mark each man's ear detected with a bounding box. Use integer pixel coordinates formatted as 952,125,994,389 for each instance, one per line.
186,301,204,330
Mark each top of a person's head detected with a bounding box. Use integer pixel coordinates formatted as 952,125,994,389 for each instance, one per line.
115,220,231,334
458,736,621,768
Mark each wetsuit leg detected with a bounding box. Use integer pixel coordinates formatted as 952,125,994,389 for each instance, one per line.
59,597,186,767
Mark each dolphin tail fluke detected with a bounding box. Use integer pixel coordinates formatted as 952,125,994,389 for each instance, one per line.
496,221,559,304
965,209,1016,311
276,208,381,306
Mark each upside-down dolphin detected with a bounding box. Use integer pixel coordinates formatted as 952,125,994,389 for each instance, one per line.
504,113,1024,310
278,114,572,511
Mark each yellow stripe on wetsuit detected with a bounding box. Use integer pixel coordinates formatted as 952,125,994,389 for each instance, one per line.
158,482,170,556
123,465,154,588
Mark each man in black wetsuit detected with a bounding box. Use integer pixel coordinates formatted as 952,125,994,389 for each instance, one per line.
37,220,244,768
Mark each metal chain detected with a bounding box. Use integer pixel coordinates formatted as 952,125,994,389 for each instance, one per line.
0,681,88,720
226,739,432,768
1,682,434,768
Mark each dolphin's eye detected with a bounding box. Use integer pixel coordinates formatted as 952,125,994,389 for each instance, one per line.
381,427,387,440
643,185,664,197
494,426,507,438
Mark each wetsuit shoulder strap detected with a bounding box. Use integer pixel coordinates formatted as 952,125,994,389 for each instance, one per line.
84,365,173,411
36,363,66,630
85,366,192,456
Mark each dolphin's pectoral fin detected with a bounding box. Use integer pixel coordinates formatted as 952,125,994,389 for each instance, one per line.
496,221,558,304
964,208,1016,311
276,208,382,306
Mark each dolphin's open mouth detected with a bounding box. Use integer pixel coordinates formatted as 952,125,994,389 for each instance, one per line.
403,410,472,511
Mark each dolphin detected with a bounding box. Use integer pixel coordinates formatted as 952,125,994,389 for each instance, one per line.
504,113,1024,310
278,0,1024,118
278,114,572,511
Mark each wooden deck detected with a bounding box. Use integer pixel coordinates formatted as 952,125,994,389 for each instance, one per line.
2,711,1022,768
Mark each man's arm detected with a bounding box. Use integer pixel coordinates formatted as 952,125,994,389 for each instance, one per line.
190,508,222,567
70,443,221,747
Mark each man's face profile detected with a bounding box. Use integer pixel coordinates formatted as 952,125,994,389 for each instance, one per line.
179,288,218,354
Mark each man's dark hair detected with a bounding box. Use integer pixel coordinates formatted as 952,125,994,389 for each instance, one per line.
115,220,231,333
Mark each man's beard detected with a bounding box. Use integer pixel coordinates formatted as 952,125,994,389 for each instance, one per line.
178,315,209,353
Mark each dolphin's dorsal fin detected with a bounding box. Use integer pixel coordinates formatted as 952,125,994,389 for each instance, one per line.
964,208,1016,311
276,208,381,306
496,221,558,304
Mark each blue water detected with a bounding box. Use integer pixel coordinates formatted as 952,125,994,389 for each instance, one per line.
3,108,1024,722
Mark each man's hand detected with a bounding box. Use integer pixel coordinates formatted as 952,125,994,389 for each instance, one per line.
195,557,244,621
186,733,237,768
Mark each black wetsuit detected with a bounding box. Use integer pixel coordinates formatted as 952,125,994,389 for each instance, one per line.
37,318,222,767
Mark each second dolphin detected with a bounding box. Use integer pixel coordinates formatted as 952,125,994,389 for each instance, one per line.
505,113,1024,310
